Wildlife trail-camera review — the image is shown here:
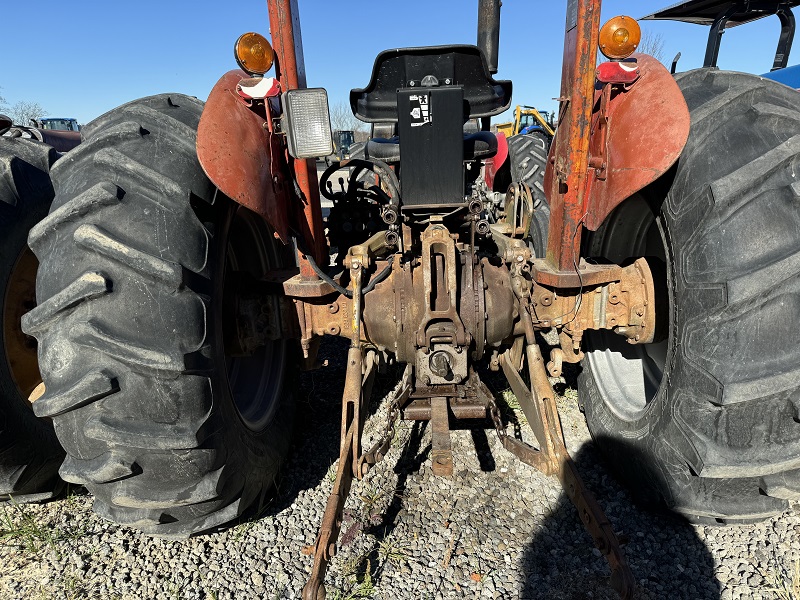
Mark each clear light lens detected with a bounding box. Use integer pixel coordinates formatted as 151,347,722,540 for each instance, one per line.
283,88,334,159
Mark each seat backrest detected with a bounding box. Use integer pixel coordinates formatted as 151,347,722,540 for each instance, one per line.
350,45,512,124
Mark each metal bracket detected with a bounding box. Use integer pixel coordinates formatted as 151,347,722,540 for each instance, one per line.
301,348,376,600
430,397,454,477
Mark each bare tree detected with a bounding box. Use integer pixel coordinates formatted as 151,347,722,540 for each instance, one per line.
8,100,46,126
597,28,667,65
638,29,666,63
330,101,368,140
0,88,8,115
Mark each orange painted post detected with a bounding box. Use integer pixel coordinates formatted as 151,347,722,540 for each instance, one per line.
267,0,328,274
545,0,603,273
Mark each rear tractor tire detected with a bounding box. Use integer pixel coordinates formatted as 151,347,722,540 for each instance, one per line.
23,95,295,537
580,69,800,522
506,132,551,257
0,137,65,502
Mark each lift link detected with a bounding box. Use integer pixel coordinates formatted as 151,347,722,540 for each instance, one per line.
488,306,635,598
303,260,369,600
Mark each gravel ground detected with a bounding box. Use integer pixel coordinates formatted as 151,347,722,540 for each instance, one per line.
1,339,798,600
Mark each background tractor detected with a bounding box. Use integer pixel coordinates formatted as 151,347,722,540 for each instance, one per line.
490,104,557,257
494,104,556,140
1,0,799,597
2,115,82,152
331,129,356,160
31,117,81,132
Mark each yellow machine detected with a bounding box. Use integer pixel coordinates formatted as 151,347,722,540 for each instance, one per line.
495,105,556,138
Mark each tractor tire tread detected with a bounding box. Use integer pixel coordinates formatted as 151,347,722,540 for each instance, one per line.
0,136,65,502
25,94,278,535
581,69,800,521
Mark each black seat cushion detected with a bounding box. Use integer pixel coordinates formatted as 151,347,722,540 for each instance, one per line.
366,137,401,162
365,131,498,164
464,131,498,159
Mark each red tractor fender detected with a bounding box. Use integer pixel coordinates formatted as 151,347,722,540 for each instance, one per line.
484,130,508,190
197,69,292,243
546,53,691,232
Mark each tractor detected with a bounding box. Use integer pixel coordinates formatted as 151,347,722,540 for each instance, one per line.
490,104,557,257
1,0,799,597
31,118,81,132
2,115,82,152
494,105,556,140
331,129,356,160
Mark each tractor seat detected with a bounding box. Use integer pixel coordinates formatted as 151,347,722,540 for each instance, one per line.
365,130,498,164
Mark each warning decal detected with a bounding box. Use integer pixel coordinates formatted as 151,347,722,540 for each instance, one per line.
409,94,431,127
567,0,578,31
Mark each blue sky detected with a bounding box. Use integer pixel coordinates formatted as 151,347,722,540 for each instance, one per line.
0,1,791,126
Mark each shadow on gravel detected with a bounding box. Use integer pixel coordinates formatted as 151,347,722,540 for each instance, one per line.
359,420,431,580
520,442,721,600
236,337,403,526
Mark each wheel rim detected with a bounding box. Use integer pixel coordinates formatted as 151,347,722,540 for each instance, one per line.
585,195,670,422
219,205,287,432
3,247,41,401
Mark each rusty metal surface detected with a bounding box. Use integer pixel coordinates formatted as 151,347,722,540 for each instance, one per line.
359,365,410,476
544,0,603,272
35,129,81,152
495,339,635,599
500,353,549,461
480,377,553,472
531,257,658,345
430,397,454,477
532,258,622,288
3,247,41,399
197,70,291,243
402,398,487,421
360,241,513,363
416,224,469,349
282,274,337,298
267,0,327,268
302,422,355,600
503,183,535,238
583,54,690,231
302,345,376,600
5,127,81,152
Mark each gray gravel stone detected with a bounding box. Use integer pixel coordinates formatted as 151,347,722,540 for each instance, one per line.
0,345,798,599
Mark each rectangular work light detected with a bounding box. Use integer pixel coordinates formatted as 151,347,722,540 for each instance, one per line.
282,88,334,159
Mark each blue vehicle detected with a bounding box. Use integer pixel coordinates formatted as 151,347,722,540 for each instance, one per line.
643,0,800,86
31,117,81,132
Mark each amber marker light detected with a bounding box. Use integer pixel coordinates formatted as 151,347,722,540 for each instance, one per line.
598,16,641,60
234,32,274,76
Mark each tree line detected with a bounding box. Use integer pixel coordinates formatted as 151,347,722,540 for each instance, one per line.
0,88,46,126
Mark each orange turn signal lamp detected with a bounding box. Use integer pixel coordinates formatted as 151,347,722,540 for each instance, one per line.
598,16,641,60
234,32,274,76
